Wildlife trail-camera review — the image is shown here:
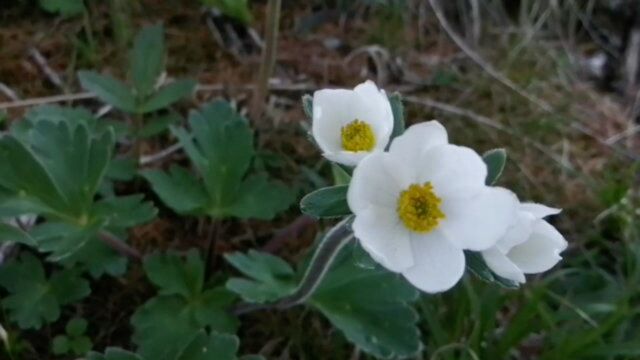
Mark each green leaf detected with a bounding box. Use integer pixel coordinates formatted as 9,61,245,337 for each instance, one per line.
87,348,143,360
224,250,296,303
78,71,137,113
482,148,507,185
0,254,90,329
130,25,165,97
138,79,197,113
300,185,350,218
107,157,138,181
226,174,294,220
139,112,183,138
30,120,114,215
70,335,93,355
465,251,519,288
202,0,253,24
388,92,405,141
183,101,254,208
52,335,70,355
331,164,351,186
131,292,237,360
141,166,209,214
308,248,422,359
0,136,68,217
66,317,88,337
176,330,239,360
39,0,84,17
92,195,158,229
147,101,293,220
61,236,128,278
301,94,313,118
0,223,36,246
143,250,204,298
134,250,238,359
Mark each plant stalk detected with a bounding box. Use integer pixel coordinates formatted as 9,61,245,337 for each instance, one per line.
233,216,354,315
250,0,282,121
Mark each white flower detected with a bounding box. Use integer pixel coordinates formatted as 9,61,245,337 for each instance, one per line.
347,121,518,293
312,80,394,166
481,202,567,283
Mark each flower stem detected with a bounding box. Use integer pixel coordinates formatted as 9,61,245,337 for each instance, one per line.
233,216,354,315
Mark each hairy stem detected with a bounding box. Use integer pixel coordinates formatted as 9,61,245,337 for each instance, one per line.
233,216,354,315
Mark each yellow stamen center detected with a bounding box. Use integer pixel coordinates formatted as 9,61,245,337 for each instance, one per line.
341,119,376,152
397,182,445,233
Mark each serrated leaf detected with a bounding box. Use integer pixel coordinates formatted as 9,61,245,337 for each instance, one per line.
143,250,204,298
308,248,422,359
224,250,296,303
131,291,237,360
0,254,90,329
78,71,137,112
465,251,519,289
66,317,88,337
0,223,36,246
148,101,293,220
87,348,143,360
130,25,165,97
225,174,294,220
138,79,196,113
92,195,157,229
388,92,405,141
39,0,84,17
483,148,507,185
141,166,208,214
176,330,239,360
29,120,114,216
300,185,350,218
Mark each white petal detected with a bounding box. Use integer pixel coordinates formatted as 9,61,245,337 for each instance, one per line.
402,231,465,293
352,81,394,151
440,186,518,251
324,151,368,167
417,144,488,199
496,210,536,252
352,205,414,272
481,247,526,283
347,152,408,213
507,220,567,274
312,89,355,154
520,202,562,219
389,121,448,163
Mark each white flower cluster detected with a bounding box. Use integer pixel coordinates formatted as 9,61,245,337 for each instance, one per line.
311,81,567,293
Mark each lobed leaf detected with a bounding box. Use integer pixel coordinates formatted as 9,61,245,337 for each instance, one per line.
130,24,165,97
138,79,197,113
0,254,90,329
78,71,137,113
308,248,422,359
224,250,296,303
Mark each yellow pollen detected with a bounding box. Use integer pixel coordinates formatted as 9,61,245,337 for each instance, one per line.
341,119,376,152
397,182,445,233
